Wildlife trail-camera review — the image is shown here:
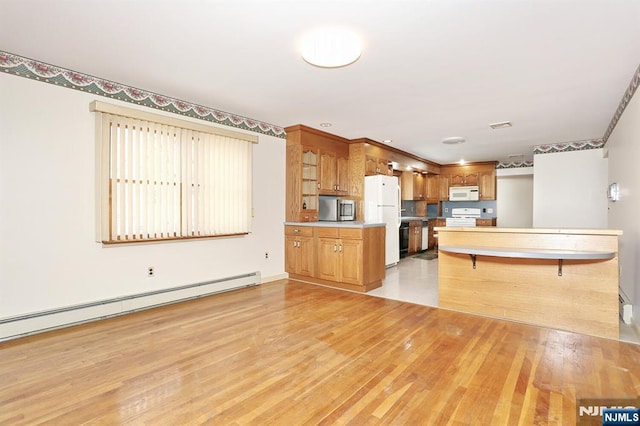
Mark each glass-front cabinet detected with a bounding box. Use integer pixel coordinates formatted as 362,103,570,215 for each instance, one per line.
301,147,318,213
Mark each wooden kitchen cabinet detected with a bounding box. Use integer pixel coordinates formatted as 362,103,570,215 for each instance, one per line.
286,144,319,222
425,174,439,203
316,228,363,285
319,151,349,195
427,220,435,249
284,224,385,292
450,172,478,187
408,220,422,254
476,218,497,226
365,155,391,176
478,169,496,200
284,226,315,277
285,125,350,221
438,174,450,201
401,171,426,200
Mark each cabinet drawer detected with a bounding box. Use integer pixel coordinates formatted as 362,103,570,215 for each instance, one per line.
339,228,363,239
315,227,340,238
285,226,314,236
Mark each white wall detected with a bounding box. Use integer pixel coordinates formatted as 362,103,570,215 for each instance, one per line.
496,168,533,228
0,73,286,319
532,149,608,228
606,85,640,328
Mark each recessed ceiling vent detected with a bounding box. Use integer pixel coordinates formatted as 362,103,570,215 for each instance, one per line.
490,121,512,129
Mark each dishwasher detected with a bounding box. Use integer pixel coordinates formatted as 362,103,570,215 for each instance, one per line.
421,219,428,251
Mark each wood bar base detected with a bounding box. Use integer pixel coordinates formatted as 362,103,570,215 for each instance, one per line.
436,227,622,339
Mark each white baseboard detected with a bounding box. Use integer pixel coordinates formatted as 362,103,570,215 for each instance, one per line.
261,273,288,283
0,272,259,342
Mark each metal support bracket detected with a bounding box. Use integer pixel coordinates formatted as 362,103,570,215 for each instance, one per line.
558,259,563,277
469,254,477,269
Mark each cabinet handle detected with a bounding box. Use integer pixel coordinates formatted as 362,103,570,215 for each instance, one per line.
294,229,299,233
333,244,337,252
339,244,343,252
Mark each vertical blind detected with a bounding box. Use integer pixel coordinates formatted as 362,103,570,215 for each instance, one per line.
93,102,254,243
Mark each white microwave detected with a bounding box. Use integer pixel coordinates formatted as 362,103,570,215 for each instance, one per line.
449,186,479,201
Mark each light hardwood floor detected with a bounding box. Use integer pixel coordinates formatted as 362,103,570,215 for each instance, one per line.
1,279,639,424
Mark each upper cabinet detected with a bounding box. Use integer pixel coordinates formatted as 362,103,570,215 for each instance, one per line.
450,171,478,187
319,151,349,195
441,162,497,201
365,155,391,176
285,125,351,222
425,174,439,203
401,171,426,201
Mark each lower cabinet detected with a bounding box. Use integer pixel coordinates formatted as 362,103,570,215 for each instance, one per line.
316,229,363,285
408,220,422,254
285,225,385,292
285,226,315,277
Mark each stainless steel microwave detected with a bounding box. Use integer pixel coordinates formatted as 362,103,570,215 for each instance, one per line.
318,197,356,221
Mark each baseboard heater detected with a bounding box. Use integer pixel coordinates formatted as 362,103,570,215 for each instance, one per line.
619,288,633,325
0,272,260,342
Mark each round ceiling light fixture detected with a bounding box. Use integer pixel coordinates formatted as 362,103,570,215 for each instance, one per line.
300,27,362,68
442,136,466,145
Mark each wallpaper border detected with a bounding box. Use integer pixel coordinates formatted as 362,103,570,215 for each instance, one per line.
603,63,640,143
0,50,286,139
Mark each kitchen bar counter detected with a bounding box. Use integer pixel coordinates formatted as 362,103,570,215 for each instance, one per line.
284,221,384,228
436,227,622,339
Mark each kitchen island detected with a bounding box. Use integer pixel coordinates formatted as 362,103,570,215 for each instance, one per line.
284,221,386,292
436,227,622,339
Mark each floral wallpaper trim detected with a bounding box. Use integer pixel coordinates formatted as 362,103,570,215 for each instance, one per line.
603,63,640,143
533,139,604,155
0,51,286,139
496,161,534,169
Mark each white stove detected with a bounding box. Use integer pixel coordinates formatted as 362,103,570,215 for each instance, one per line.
445,208,481,227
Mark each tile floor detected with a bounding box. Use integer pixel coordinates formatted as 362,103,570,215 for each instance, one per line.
367,252,640,345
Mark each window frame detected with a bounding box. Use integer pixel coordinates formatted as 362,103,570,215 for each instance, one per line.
91,100,258,245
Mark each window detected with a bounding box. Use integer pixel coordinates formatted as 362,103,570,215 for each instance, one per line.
91,101,257,244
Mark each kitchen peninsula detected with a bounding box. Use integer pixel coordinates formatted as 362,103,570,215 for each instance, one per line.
436,227,622,339
284,221,386,292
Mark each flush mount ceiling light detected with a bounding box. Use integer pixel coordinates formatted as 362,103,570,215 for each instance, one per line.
489,121,512,129
319,122,332,128
300,27,362,68
383,139,393,144
441,136,465,145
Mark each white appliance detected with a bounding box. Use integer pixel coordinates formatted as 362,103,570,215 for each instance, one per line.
449,186,479,201
445,207,481,227
365,175,400,267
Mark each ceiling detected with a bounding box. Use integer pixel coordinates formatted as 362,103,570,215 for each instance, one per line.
2,0,640,165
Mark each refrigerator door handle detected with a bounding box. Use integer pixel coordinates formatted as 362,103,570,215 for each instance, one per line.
397,185,401,228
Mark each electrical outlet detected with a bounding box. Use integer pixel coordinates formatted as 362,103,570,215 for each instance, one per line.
148,266,154,277
265,251,269,259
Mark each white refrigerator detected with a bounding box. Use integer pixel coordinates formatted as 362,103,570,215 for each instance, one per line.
364,175,400,267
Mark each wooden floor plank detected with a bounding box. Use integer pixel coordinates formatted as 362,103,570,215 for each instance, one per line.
0,279,639,424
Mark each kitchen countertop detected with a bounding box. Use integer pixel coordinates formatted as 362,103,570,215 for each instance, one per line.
284,221,385,228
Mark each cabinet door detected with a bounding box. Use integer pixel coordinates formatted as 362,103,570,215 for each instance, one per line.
340,239,363,285
377,158,390,175
413,173,425,200
438,175,450,200
464,173,479,186
300,146,319,212
319,152,337,194
478,170,496,200
336,156,349,195
317,237,340,281
284,235,298,273
450,173,465,187
365,156,378,176
408,224,422,253
426,175,439,202
427,221,435,249
298,235,315,276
